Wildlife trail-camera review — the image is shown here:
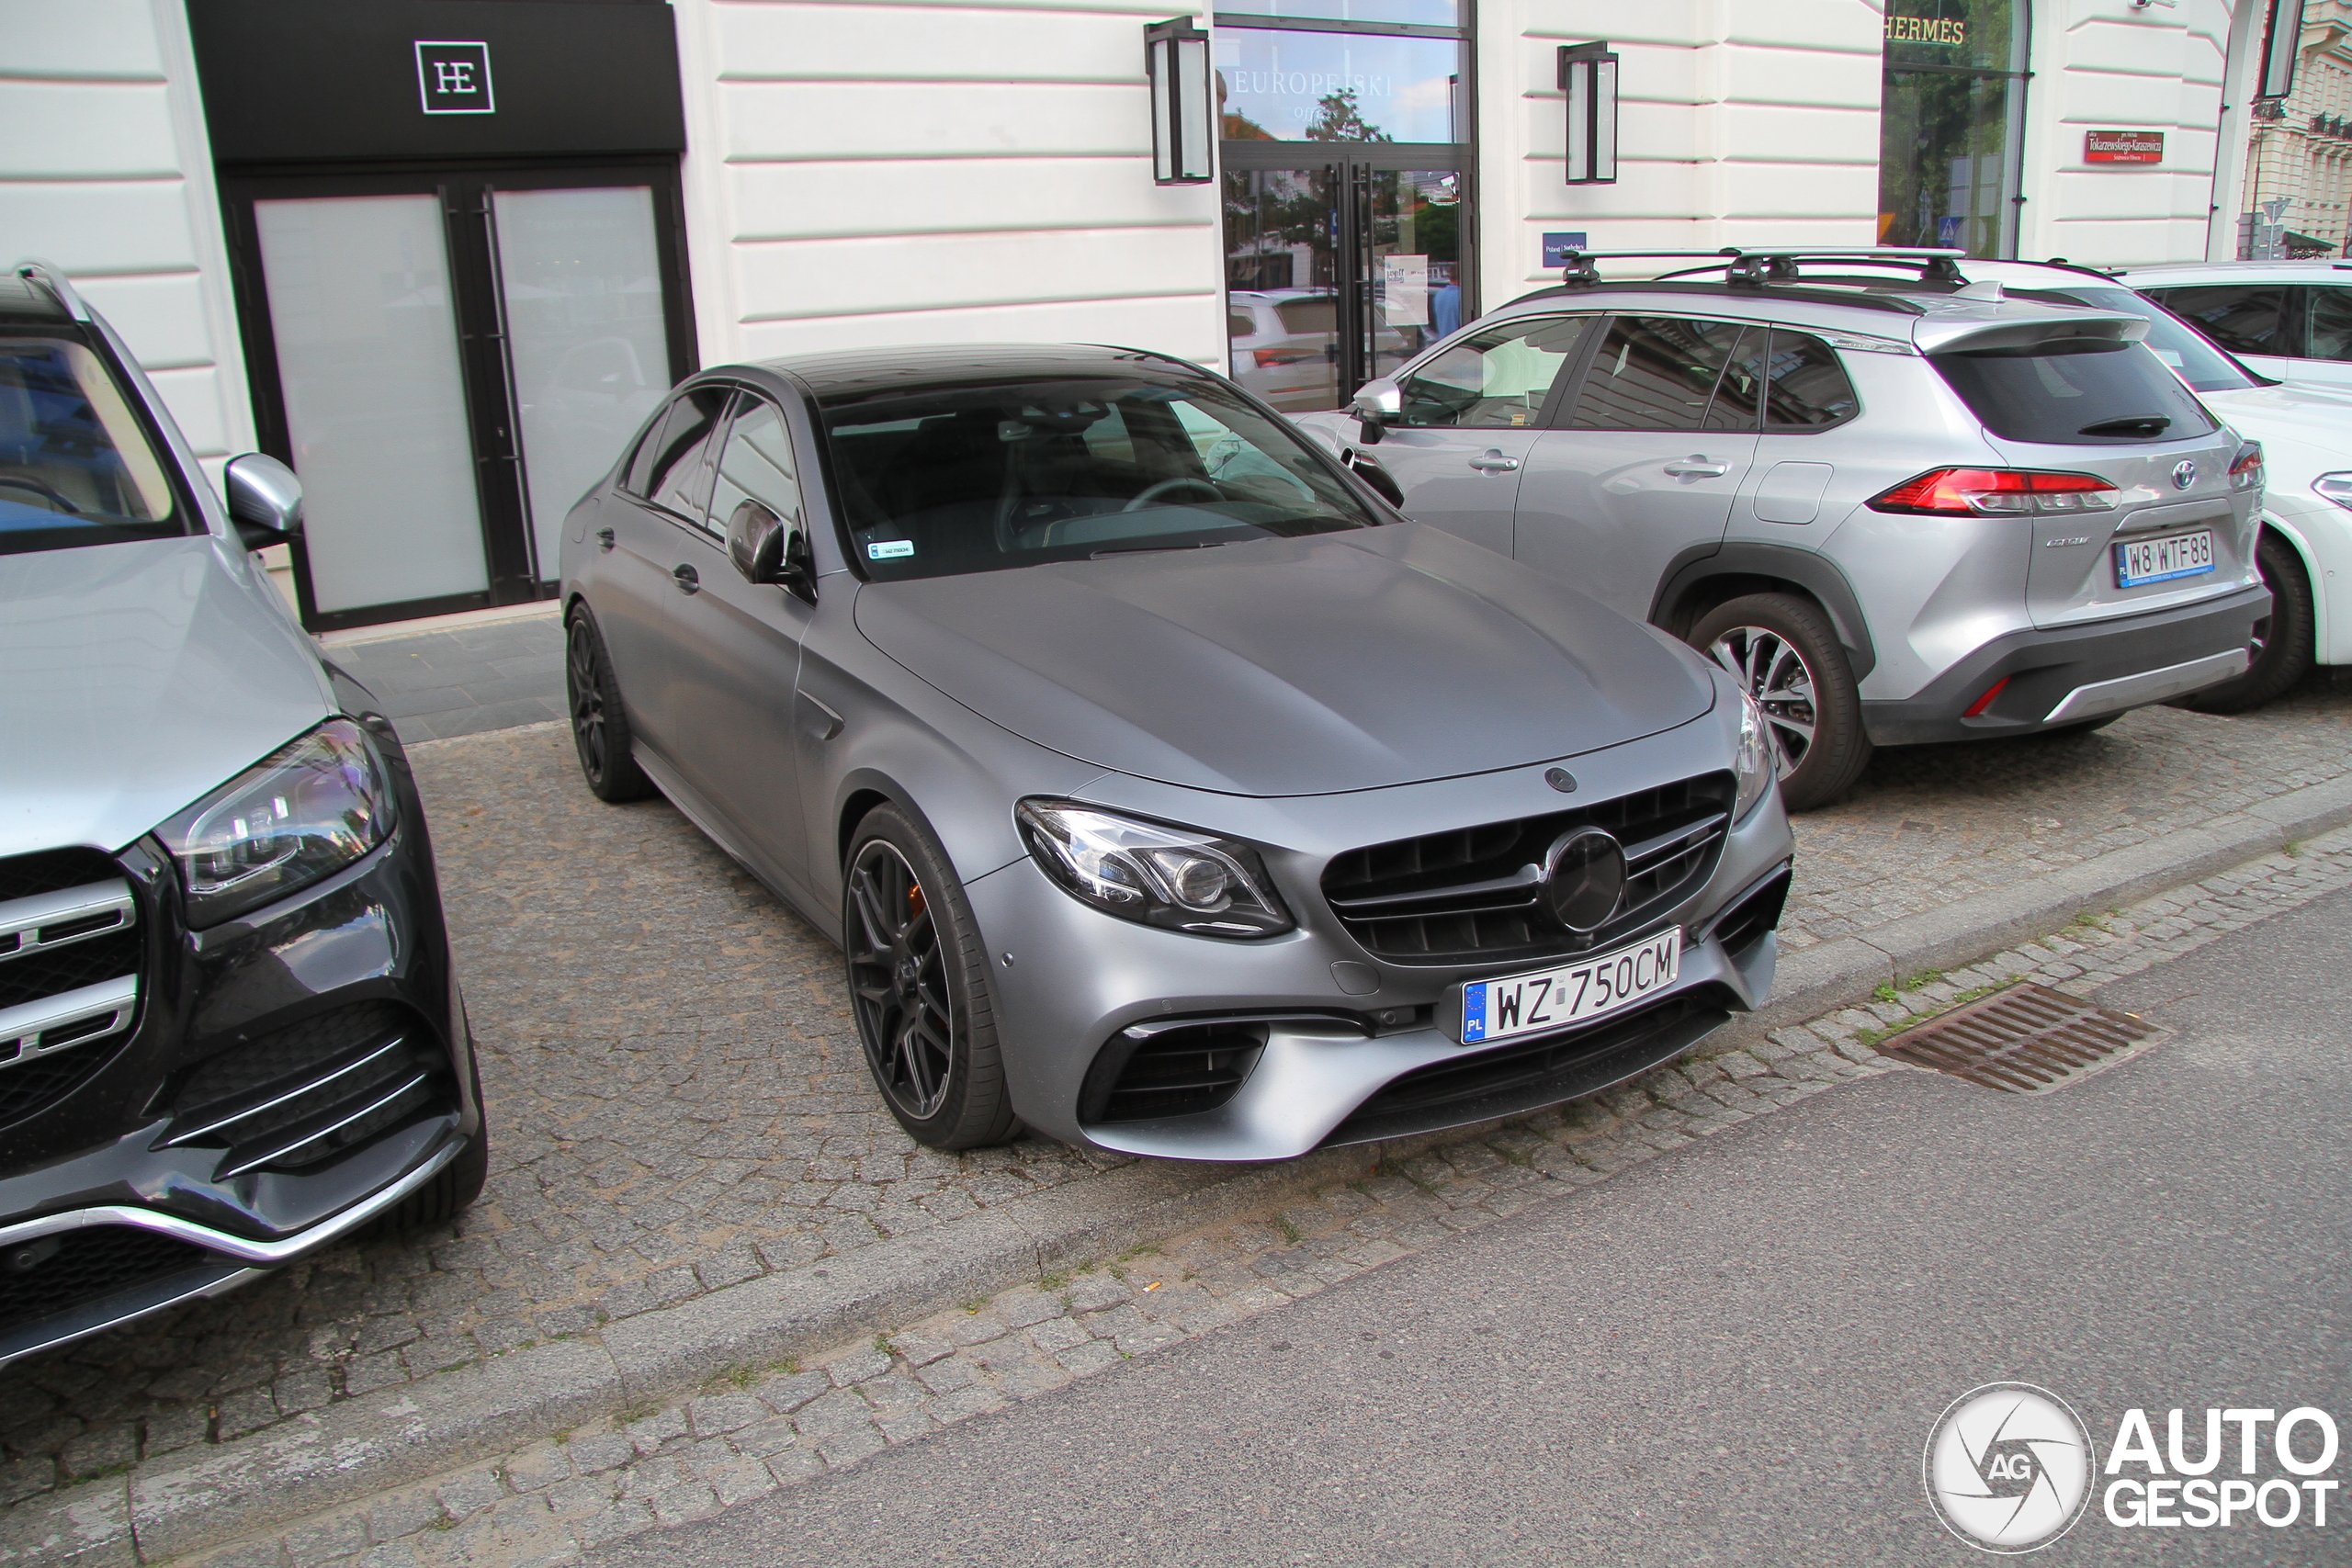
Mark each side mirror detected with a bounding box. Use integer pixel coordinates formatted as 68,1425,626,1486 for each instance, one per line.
726,499,817,605
1350,377,1403,446
224,453,303,551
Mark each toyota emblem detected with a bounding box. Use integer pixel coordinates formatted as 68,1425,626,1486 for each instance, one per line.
2171,460,2197,490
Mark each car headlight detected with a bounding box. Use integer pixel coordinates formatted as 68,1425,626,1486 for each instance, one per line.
155,718,398,928
2315,472,2352,513
1015,800,1294,939
1733,690,1776,823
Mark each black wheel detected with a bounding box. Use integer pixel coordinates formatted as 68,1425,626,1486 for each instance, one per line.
1687,592,1871,812
842,805,1018,1150
2174,530,2316,715
565,608,656,802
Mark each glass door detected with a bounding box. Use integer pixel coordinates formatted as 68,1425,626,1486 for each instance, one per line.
1224,152,1463,412
227,164,694,631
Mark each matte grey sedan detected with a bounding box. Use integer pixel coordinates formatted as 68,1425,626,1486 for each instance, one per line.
556,345,1792,1161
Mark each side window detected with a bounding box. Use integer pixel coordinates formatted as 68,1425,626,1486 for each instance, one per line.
707,394,803,538
1760,332,1860,429
1566,317,1746,433
2151,286,2290,356
1702,327,1763,431
2302,288,2352,363
639,386,729,519
1396,316,1591,429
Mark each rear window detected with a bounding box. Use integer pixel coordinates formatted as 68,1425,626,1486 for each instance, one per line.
1928,342,2216,446
0,334,189,555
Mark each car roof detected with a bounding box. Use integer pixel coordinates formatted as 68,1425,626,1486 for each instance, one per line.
2112,260,2352,280
729,342,1209,402
0,270,75,328
1485,275,2144,352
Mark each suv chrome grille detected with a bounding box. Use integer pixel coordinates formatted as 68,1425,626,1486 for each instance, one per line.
1320,773,1736,964
0,851,141,1125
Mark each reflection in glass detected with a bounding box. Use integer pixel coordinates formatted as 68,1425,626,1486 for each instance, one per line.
1216,30,1460,143
1225,165,1342,412
254,195,490,614
492,186,673,580
1877,69,2013,255
1367,169,1463,380
1216,0,1459,25
1879,0,2022,73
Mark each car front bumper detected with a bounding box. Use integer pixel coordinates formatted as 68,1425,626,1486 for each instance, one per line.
1860,582,2269,746
962,712,1793,1162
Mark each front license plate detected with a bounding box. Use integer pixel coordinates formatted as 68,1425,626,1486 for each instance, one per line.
1458,929,1682,1045
2115,529,2214,589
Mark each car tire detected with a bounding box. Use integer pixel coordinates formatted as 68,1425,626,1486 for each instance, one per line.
565,608,657,802
842,803,1020,1150
2174,530,2315,715
1687,592,1871,812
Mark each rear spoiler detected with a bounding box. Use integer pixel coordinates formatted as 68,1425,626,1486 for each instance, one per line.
1912,301,2149,356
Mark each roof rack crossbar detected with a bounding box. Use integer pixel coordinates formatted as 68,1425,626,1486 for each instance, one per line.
1554,245,1968,289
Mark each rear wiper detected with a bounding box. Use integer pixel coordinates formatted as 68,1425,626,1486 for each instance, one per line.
2078,414,2171,437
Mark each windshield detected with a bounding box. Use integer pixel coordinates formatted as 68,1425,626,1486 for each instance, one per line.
2006,285,2262,393
820,375,1378,581
0,335,187,555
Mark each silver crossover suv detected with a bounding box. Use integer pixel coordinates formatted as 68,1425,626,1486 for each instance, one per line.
1293,248,2269,809
558,346,1792,1161
0,264,485,1366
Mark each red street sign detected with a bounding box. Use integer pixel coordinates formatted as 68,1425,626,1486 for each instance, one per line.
2085,130,2164,164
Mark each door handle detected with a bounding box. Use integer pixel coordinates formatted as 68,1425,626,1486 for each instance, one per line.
595,528,615,552
672,563,700,594
1664,457,1731,479
1468,451,1521,473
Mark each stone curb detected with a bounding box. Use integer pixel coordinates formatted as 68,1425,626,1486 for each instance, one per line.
19,770,2352,1566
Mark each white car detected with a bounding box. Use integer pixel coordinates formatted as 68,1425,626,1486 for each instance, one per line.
2115,260,2352,392
1954,259,2352,709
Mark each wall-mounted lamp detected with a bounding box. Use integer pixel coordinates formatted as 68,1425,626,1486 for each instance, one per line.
1559,41,1619,186
2256,0,2308,100
1147,17,1213,186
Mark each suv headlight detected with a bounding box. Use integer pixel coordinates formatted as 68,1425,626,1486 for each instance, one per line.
2315,472,2352,513
156,718,397,927
1015,800,1294,939
1733,690,1776,823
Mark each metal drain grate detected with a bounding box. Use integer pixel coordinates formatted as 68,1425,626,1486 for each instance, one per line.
1881,982,2158,1093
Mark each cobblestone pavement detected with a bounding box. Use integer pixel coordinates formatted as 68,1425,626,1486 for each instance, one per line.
165,822,2352,1568
4,681,2350,1523
326,612,564,743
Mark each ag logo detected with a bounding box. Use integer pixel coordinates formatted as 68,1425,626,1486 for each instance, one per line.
1924,1382,2096,1552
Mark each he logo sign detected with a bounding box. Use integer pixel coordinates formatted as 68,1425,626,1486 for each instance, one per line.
415,42,495,115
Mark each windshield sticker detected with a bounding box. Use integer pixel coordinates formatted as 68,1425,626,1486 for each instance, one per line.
867,540,915,560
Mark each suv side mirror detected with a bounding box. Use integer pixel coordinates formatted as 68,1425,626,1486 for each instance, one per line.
224,453,303,551
726,499,817,604
1350,377,1403,446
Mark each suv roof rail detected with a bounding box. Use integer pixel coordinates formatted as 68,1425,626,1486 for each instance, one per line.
1502,277,1928,318
1551,245,1969,288
9,259,91,322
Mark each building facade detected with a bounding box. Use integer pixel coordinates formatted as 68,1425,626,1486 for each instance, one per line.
0,0,2277,630
2239,0,2352,255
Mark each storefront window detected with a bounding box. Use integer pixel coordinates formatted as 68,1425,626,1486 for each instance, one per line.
1216,28,1461,142
1217,0,1459,24
1878,0,2027,256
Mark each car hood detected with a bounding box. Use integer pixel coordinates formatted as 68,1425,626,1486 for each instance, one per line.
2200,383,2352,479
853,523,1714,797
0,536,335,858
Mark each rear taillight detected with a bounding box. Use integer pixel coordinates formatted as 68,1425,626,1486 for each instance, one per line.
1868,468,2121,517
2230,442,2265,491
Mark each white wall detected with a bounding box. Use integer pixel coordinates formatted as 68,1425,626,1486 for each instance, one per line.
2020,0,2245,266
1480,0,1884,303
673,0,1228,369
0,0,254,481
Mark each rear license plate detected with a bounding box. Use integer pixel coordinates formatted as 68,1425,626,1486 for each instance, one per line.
1457,929,1681,1045
2115,529,2214,589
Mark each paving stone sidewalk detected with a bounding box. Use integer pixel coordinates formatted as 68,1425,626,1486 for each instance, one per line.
156,823,2352,1568
325,613,565,743
4,682,2350,1529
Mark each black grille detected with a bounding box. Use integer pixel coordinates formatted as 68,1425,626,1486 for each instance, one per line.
0,1226,219,1337
0,1047,111,1128
0,926,140,1011
0,848,141,1127
0,848,119,902
1709,869,1792,958
1321,773,1736,964
1080,1020,1267,1124
1324,989,1732,1147
168,1001,447,1176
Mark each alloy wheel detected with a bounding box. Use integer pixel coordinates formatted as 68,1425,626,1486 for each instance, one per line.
566,620,609,780
845,839,955,1121
1708,626,1816,780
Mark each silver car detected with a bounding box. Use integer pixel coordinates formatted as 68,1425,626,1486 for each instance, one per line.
1292,249,2270,810
557,346,1791,1160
